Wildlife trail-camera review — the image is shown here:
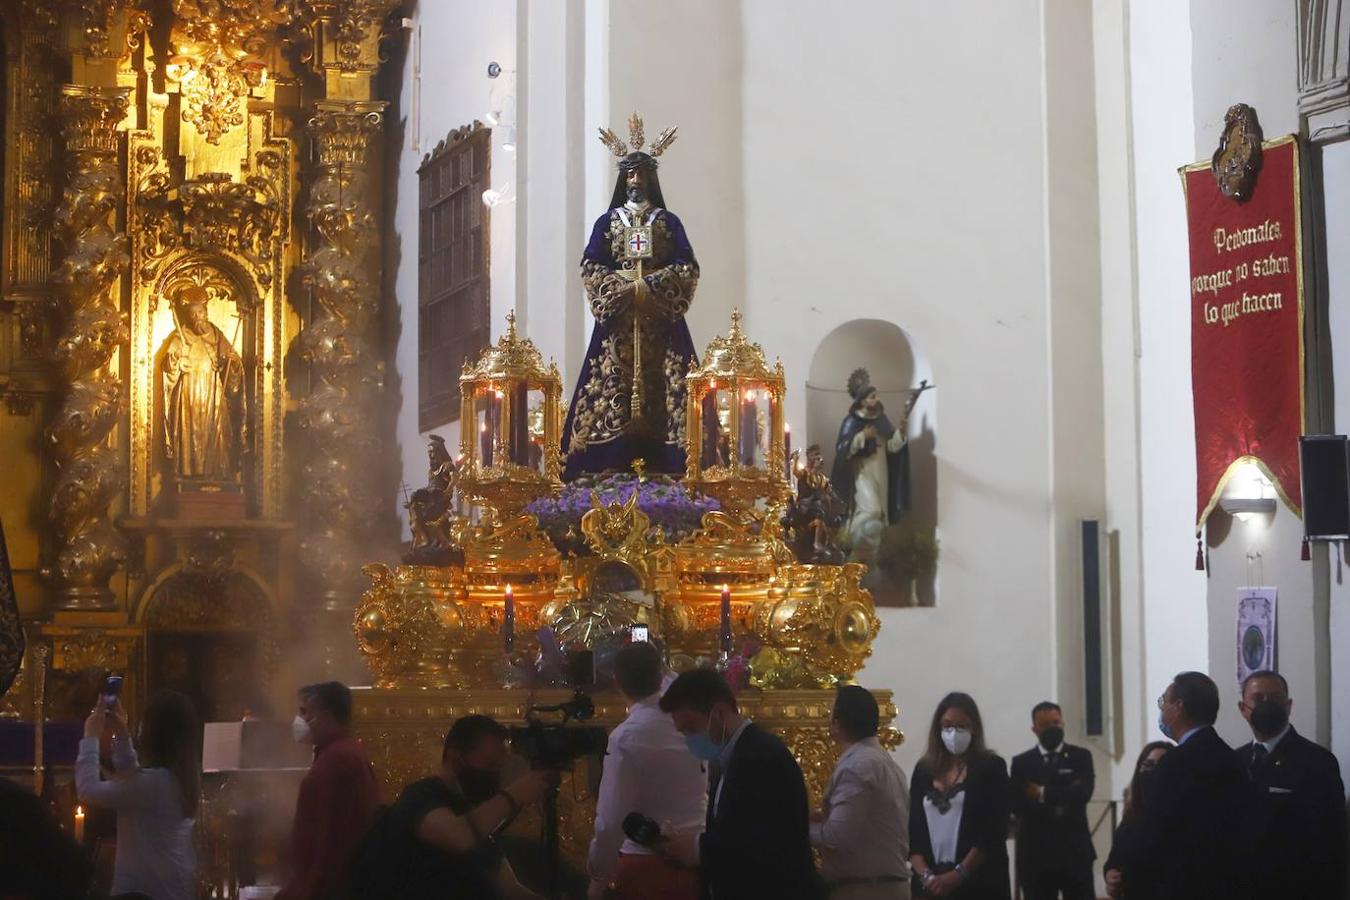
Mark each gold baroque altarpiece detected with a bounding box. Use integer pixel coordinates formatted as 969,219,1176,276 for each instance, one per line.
0,0,402,733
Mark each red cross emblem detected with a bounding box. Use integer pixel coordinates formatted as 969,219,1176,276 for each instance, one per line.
624,225,653,260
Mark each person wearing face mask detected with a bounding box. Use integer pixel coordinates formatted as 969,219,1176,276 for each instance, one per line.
908,692,1010,899
277,681,381,900
1102,741,1171,899
810,685,912,899
657,667,821,899
1118,671,1245,900
1008,701,1095,900
1235,670,1345,900
351,714,554,899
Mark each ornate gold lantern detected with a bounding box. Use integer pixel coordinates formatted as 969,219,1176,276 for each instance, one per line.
684,309,790,515
457,311,564,520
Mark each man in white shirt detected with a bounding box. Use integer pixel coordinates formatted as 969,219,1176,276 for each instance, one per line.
588,641,706,900
811,685,911,899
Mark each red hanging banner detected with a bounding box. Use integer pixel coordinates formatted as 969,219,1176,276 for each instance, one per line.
1183,131,1304,531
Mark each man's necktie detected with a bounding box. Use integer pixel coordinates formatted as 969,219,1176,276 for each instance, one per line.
1250,743,1269,774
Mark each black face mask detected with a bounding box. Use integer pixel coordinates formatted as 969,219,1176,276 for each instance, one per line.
457,767,502,804
1038,726,1064,751
1249,699,1290,738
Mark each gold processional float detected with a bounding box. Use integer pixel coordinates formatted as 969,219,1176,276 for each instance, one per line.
350,309,900,867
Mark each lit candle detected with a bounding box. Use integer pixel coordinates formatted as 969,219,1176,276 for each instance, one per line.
480,421,492,468
74,805,85,844
784,423,792,479
503,584,515,653
719,584,733,655
740,390,758,467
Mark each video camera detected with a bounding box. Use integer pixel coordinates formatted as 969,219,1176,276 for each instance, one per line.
509,689,608,770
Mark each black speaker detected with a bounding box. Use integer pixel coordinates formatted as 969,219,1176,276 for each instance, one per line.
1300,435,1350,540
1080,519,1103,737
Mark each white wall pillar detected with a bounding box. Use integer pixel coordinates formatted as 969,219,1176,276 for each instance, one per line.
519,0,587,383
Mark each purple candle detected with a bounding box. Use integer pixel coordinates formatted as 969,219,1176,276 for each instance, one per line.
784,423,792,479
740,390,757,467
480,421,492,468
719,584,733,654
503,584,515,653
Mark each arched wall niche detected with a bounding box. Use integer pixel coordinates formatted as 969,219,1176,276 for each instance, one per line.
137,563,277,721
806,318,937,607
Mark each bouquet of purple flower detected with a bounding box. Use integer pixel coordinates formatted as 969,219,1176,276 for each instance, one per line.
526,473,720,554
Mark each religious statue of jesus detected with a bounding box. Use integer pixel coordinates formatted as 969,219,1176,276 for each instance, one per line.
561,114,700,480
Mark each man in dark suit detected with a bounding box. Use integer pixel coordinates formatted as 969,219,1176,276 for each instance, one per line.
1010,701,1095,900
659,668,820,899
1121,670,1247,900
1235,670,1346,900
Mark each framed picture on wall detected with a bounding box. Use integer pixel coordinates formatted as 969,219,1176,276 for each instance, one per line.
1236,587,1277,686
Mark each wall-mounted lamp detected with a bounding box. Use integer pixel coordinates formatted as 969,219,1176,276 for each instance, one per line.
1220,463,1277,523
482,184,515,208
1220,495,1277,522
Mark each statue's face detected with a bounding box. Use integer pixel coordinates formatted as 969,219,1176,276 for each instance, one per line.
625,167,648,203
182,303,210,334
807,449,824,470
861,391,881,413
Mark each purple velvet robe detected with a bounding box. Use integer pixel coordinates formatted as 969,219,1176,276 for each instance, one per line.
562,206,701,480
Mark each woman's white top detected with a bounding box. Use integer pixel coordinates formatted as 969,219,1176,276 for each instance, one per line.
76,735,197,900
922,790,965,865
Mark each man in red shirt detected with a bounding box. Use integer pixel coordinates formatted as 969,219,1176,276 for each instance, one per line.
277,681,381,900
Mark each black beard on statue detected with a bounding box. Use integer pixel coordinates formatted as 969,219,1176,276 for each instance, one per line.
627,185,647,204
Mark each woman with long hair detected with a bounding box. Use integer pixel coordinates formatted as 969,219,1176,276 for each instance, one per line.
77,689,200,900
909,692,1011,899
1102,741,1172,899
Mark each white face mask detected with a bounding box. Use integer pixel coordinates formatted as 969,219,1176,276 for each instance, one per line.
292,714,314,745
941,726,972,756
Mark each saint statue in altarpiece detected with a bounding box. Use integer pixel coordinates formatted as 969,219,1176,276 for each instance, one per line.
561,115,701,480
162,284,245,482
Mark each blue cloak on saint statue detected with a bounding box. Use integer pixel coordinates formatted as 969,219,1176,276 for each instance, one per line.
561,159,703,481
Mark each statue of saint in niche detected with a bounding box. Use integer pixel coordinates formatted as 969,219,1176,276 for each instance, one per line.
831,369,926,567
162,284,245,482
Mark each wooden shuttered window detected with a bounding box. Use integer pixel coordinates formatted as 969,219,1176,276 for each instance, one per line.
418,123,490,431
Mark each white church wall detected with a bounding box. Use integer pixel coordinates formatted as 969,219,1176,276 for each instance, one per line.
604,0,747,354
391,0,518,539
1124,0,1209,754
1041,0,1110,795
1092,0,1150,794
734,0,1072,777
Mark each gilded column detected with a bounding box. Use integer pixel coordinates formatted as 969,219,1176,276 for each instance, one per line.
46,84,131,609
294,99,388,669
291,0,399,675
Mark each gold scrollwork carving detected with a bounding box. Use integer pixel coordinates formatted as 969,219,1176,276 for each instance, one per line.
295,0,402,76
166,1,293,145
752,563,880,688
46,84,131,608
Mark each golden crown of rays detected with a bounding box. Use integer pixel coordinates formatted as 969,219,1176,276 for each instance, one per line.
597,112,678,159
